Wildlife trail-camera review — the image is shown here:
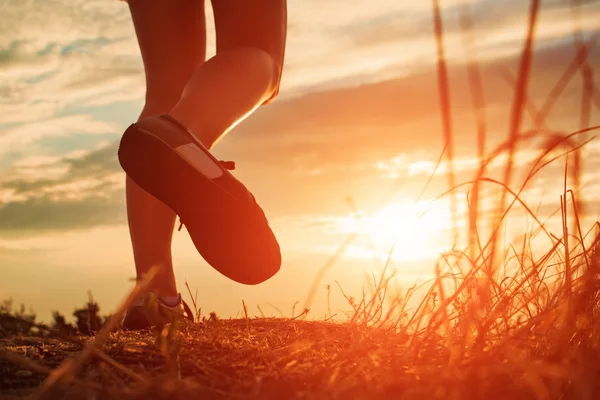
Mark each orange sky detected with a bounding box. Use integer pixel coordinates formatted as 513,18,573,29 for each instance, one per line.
1,0,600,322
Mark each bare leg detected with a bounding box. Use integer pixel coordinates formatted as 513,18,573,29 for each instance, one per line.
170,0,285,148
126,0,206,296
170,47,279,148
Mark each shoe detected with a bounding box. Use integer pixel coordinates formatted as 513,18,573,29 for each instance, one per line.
122,292,194,331
117,114,281,285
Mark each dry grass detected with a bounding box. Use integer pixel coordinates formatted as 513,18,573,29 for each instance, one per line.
2,1,600,399
1,271,600,400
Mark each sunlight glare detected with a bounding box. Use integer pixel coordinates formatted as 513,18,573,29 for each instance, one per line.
338,201,453,262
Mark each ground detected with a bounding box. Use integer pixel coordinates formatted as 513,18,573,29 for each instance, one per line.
2,313,599,400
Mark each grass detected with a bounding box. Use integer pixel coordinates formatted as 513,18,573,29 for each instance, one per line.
2,1,600,399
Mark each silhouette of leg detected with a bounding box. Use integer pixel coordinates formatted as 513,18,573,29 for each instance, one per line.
169,0,287,148
126,0,206,296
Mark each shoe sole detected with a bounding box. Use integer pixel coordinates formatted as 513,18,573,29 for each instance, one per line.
118,123,281,285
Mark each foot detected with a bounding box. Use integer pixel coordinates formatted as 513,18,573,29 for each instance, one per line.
122,292,194,331
117,114,281,285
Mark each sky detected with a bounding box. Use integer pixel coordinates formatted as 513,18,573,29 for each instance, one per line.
1,0,600,323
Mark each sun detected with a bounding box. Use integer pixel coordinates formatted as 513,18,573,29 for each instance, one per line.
338,200,453,262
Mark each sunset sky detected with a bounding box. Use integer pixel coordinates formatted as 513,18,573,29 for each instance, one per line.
1,0,600,323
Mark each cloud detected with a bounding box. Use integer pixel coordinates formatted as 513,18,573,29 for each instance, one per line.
0,194,124,232
0,115,119,155
222,36,600,166
4,0,597,132
1,34,598,235
212,36,600,220
0,0,145,126
0,39,145,125
0,142,125,236
1,0,598,236
282,0,600,94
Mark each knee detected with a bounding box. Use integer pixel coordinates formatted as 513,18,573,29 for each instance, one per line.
231,47,281,94
243,47,280,72
254,48,281,94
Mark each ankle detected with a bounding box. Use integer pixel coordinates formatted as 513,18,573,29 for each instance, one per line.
136,269,178,297
131,292,181,308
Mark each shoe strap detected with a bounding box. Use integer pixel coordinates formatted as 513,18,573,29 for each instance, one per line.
157,293,182,308
219,160,236,170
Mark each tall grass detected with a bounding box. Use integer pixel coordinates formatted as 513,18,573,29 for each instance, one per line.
303,0,600,394
2,1,600,399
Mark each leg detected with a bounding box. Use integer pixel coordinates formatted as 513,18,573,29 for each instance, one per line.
169,0,287,148
118,0,286,286
126,0,206,296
